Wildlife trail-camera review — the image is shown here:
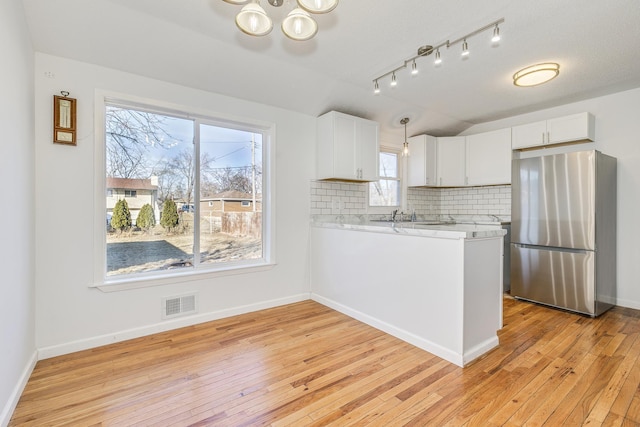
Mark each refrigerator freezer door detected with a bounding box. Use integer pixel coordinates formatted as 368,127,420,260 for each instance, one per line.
511,244,596,315
512,151,596,250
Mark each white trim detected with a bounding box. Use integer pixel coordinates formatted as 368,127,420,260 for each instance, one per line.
93,262,276,292
615,297,640,310
1,350,37,427
93,90,276,289
38,293,310,360
312,293,470,367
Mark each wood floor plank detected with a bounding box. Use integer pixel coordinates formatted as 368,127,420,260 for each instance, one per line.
10,297,640,426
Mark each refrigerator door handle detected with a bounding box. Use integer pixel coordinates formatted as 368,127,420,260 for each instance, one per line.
513,243,591,254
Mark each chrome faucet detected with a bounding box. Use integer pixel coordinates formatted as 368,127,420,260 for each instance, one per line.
391,209,398,222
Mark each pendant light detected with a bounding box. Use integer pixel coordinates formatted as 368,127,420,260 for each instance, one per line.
296,0,339,14
235,1,273,36
282,7,318,41
401,118,410,157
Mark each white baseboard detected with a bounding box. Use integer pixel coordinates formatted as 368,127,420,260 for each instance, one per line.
615,297,640,311
1,350,37,427
312,293,472,367
38,293,311,360
462,336,500,365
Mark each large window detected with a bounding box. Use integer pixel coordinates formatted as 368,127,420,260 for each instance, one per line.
369,150,400,208
101,100,270,283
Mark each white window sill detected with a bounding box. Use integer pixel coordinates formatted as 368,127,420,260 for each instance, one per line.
91,261,276,292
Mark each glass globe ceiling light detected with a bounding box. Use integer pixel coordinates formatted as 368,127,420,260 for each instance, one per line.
297,0,339,14
225,0,336,40
513,63,560,87
282,7,318,41
235,1,273,36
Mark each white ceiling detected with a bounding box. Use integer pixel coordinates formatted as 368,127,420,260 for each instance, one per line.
22,0,640,139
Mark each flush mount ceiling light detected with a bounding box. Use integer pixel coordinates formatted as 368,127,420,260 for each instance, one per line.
513,63,560,87
401,117,410,157
372,18,504,94
224,0,337,40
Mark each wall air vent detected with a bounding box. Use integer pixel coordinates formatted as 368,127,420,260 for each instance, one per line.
162,293,197,319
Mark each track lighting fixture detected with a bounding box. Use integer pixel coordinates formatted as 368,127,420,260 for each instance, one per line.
223,0,338,40
371,18,504,94
374,80,380,94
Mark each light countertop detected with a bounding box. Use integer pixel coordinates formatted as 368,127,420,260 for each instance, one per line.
311,219,507,240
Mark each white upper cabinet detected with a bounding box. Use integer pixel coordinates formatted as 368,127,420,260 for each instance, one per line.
317,111,380,181
437,137,466,187
466,128,512,186
407,134,437,187
407,136,465,187
511,112,595,150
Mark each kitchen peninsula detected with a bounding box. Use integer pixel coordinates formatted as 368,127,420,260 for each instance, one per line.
310,220,506,367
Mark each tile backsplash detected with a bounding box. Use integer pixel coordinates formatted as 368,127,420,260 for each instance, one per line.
310,180,511,217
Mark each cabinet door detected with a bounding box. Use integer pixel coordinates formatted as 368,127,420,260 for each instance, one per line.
358,119,380,181
547,112,595,144
466,128,512,186
407,135,437,186
333,114,359,179
511,121,546,149
437,137,466,186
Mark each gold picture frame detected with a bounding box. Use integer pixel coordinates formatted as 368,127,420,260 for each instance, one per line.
53,94,77,145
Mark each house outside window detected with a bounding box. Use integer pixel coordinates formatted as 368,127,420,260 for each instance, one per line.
98,97,272,285
369,149,401,209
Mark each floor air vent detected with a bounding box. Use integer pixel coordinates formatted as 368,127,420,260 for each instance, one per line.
162,293,197,319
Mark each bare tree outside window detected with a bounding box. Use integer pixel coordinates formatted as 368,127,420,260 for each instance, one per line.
105,105,265,278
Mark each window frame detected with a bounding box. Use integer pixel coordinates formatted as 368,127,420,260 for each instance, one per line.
92,91,276,291
367,146,402,215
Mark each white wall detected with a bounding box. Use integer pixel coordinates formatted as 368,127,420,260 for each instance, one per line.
0,1,36,425
461,87,640,309
34,54,315,355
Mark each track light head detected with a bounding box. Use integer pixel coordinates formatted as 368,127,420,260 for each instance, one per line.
391,72,397,87
374,80,380,94
461,39,469,57
492,24,501,43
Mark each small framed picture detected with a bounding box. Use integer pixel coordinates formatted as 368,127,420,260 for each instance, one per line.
53,94,77,145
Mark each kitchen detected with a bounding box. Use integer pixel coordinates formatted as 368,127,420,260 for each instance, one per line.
4,0,640,425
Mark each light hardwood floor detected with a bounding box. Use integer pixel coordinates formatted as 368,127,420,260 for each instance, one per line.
10,296,640,426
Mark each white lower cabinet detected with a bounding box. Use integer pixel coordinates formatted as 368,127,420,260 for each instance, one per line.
466,128,512,186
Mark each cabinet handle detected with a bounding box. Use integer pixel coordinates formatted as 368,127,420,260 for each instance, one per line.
542,132,545,144
439,177,442,186
546,131,550,144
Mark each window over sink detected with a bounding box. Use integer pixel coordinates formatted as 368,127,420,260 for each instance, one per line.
368,148,400,210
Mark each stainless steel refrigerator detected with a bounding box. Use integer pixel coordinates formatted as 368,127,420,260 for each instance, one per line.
511,150,617,317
